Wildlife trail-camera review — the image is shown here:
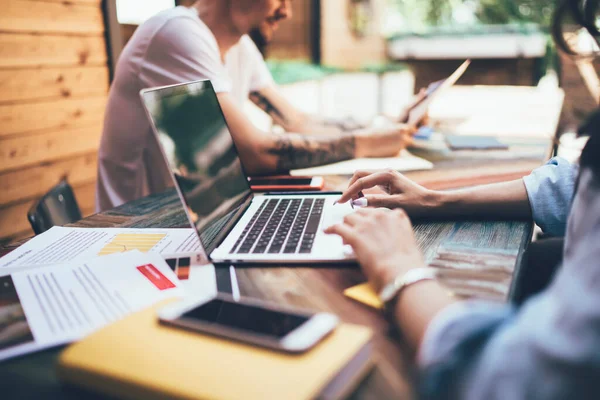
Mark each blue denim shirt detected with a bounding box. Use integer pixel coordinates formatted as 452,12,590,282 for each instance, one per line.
418,163,600,399
522,157,579,236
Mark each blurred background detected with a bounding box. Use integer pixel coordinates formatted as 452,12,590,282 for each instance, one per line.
116,0,597,129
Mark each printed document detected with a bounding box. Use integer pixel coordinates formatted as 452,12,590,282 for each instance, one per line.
0,251,185,362
0,227,203,274
291,150,433,176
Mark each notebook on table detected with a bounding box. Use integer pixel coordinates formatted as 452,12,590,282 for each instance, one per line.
140,80,358,265
444,134,509,151
290,149,433,176
58,301,374,400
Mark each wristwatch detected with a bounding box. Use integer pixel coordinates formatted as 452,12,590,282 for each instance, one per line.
379,267,438,319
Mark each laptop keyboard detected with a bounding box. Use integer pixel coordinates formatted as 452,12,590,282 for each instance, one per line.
231,198,325,255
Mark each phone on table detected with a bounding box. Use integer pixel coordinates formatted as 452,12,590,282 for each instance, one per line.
158,294,339,353
248,175,325,192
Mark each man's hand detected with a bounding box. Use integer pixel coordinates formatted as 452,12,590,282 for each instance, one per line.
337,169,440,217
354,124,416,158
324,208,425,292
398,88,430,126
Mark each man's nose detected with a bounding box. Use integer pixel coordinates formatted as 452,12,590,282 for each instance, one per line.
279,1,292,20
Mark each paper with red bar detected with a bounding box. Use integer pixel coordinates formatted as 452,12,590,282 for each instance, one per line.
137,264,176,291
0,250,185,362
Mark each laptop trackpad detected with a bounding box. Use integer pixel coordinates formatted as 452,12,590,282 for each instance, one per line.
320,201,357,258
322,200,355,229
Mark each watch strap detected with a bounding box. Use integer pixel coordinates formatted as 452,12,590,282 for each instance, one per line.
379,268,438,317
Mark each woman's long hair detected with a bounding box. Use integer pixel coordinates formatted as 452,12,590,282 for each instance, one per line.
552,0,600,178
552,0,600,56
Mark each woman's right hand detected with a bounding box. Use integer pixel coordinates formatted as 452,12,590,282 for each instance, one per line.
337,169,441,217
324,208,425,292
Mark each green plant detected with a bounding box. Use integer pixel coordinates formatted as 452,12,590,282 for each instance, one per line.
386,0,557,28
475,0,555,27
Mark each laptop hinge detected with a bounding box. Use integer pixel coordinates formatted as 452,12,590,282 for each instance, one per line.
206,192,254,255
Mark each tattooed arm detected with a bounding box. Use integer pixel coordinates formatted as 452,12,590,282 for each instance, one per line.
218,92,414,174
267,134,356,171
249,86,364,135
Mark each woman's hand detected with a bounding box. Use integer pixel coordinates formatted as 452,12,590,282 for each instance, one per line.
337,169,441,217
324,208,425,292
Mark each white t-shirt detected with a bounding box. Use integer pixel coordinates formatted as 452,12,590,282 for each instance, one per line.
96,6,273,212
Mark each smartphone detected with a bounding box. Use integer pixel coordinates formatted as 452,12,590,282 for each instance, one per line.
158,294,339,353
248,175,325,192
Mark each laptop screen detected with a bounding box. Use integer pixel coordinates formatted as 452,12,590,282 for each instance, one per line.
141,80,252,254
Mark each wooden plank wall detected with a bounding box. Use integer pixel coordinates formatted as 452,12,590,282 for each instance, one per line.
0,0,110,244
320,0,386,69
267,0,314,61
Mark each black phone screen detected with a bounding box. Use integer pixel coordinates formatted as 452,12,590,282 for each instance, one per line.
181,299,310,338
249,178,313,186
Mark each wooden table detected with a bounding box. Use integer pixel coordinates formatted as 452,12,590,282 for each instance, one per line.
0,85,563,399
1,188,532,399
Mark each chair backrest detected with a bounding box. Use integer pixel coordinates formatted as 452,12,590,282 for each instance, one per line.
27,180,82,235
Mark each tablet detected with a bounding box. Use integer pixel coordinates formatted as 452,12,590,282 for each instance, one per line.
408,59,471,126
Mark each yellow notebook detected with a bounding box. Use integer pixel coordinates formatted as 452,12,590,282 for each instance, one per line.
58,302,374,400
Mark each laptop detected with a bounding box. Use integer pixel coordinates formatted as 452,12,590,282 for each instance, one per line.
140,80,357,265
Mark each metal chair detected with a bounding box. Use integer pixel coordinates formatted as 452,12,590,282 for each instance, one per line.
27,179,82,235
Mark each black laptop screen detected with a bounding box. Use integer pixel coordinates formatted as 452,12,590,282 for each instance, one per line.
142,80,252,253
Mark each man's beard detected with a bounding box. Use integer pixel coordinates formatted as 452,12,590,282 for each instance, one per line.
248,26,269,56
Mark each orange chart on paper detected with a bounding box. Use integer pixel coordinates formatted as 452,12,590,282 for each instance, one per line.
98,234,166,256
